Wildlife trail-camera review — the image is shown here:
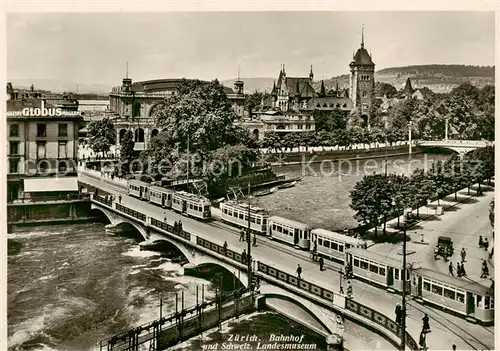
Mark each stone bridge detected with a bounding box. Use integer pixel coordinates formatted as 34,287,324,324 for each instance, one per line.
417,139,493,159
90,195,418,350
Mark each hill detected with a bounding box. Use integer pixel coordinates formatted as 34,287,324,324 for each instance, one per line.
9,79,112,95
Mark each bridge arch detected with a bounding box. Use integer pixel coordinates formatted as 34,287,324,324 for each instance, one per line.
90,204,149,240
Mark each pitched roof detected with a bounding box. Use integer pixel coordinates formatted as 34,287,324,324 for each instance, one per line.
305,96,353,110
284,77,316,98
130,78,234,95
404,78,414,95
353,47,374,66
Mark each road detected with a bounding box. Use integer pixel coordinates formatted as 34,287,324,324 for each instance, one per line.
78,171,495,350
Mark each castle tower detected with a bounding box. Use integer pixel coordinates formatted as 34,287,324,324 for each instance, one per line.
403,77,414,98
234,65,244,95
121,61,132,93
309,65,314,81
349,25,375,122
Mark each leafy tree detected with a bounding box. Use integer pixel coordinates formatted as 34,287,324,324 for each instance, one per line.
245,91,266,119
375,82,398,98
387,173,412,228
409,169,433,218
119,130,135,175
87,117,116,157
262,132,282,153
312,108,347,132
426,161,453,206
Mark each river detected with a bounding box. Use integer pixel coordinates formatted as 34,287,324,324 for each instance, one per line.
8,152,448,351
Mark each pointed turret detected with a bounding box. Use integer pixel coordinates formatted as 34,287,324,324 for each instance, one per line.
361,24,364,49
403,77,414,97
320,80,326,97
309,65,314,81
271,81,277,95
336,81,340,96
295,80,301,97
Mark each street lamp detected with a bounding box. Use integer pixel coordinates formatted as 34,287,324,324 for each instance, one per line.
392,199,407,351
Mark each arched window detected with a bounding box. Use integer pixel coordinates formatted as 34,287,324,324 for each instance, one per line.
133,102,141,117
119,129,127,142
252,129,259,140
135,128,145,142
362,91,367,98
151,129,159,138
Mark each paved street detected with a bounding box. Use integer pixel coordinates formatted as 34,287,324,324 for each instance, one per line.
367,184,495,286
78,171,495,350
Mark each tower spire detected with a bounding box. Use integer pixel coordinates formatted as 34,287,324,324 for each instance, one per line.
361,24,364,49
238,65,240,80
309,65,314,80
126,61,129,78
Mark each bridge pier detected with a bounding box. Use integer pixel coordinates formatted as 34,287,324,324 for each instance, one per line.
105,223,118,235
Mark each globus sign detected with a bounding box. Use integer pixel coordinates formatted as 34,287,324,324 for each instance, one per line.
7,100,80,117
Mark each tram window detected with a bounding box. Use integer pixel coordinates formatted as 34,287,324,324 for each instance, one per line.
360,261,368,270
444,288,455,300
318,238,323,245
456,292,465,303
490,297,494,309
304,231,308,239
277,226,282,233
431,285,443,295
273,224,276,231
256,218,261,225
263,219,267,225
324,241,330,249
244,215,248,221
239,213,244,220
223,208,227,214
476,295,482,308
394,269,399,280
423,282,430,291
339,245,344,252
354,259,359,267
484,296,490,309
228,210,232,216
332,242,338,251
369,264,378,274
379,267,386,276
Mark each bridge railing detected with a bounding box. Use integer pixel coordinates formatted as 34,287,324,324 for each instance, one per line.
91,195,419,350
93,194,113,207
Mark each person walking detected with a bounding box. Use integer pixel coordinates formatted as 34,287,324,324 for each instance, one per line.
395,304,402,324
479,236,484,248
481,260,489,278
239,229,245,242
178,221,183,232
456,262,462,277
319,257,324,271
346,281,353,299
422,313,431,333
452,344,457,351
296,264,302,279
242,249,247,263
460,262,466,277
118,194,122,204
419,330,427,350
461,248,466,263
223,241,228,254
484,238,489,252
449,262,454,276
252,234,257,247
174,221,178,232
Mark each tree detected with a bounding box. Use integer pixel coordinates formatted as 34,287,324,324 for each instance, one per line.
119,130,135,175
409,169,432,218
375,82,398,98
426,161,453,206
245,91,266,120
313,109,347,132
87,117,116,157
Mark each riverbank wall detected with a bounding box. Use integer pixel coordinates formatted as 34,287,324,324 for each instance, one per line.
7,199,97,228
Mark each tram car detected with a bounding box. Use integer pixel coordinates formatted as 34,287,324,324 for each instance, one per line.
346,248,495,323
171,191,212,220
148,185,174,208
267,216,311,249
311,229,367,263
220,201,269,234
127,179,150,201
411,267,493,323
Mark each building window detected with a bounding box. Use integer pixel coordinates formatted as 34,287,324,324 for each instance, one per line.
37,124,47,137
444,288,456,300
58,161,67,173
58,141,67,159
362,91,367,98
9,141,19,155
10,124,19,137
58,124,68,137
37,141,46,159
9,159,19,174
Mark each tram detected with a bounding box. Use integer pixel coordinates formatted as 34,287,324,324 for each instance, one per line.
171,191,212,220
268,216,311,249
220,201,269,234
148,185,174,208
127,179,150,201
346,247,495,323
311,228,367,263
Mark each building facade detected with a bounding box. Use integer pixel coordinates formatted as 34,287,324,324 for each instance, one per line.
7,84,82,202
108,77,245,151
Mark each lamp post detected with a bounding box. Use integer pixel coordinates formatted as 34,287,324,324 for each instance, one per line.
247,182,253,288
408,121,412,156
392,199,407,350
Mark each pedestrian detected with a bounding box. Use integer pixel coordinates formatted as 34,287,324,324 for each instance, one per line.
179,221,183,232
239,229,245,242
242,249,247,263
174,221,178,232
422,313,430,333
484,238,489,252
460,262,466,277
449,262,454,276
111,173,115,180
252,234,257,247
461,248,466,263
452,344,456,351
118,194,122,204
395,304,402,324
164,216,167,223
479,236,484,248
319,257,324,271
456,262,462,277
296,264,302,279
223,241,228,254
481,260,489,278
346,281,353,299
489,246,494,259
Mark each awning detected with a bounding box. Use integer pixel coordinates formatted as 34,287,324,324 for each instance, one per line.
24,177,79,192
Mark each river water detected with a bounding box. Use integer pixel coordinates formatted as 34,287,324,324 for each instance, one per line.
8,152,447,351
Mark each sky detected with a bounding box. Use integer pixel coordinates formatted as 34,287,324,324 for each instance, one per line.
7,11,496,86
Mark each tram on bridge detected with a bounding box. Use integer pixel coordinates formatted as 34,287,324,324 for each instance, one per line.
220,201,269,234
